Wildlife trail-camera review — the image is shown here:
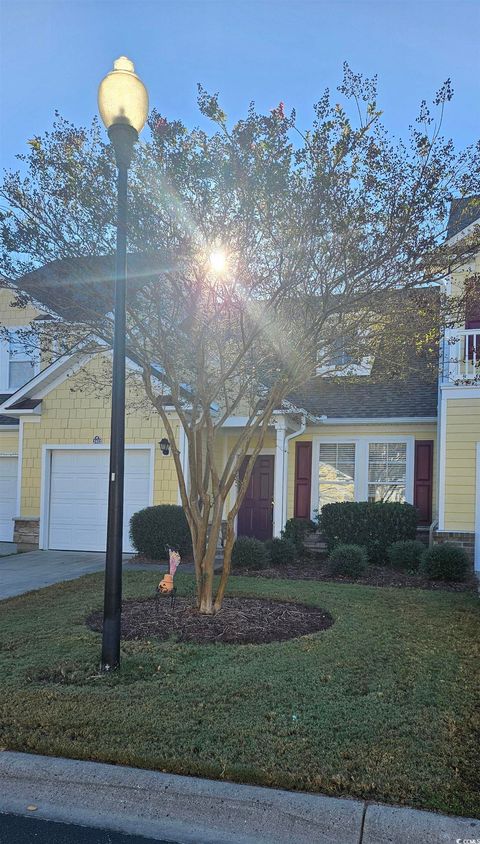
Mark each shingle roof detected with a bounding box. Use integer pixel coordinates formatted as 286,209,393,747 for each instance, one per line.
287,377,438,419
11,257,440,422
0,394,19,426
11,253,169,321
447,197,480,239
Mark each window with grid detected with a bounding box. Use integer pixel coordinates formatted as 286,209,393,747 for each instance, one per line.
368,442,407,503
319,443,355,507
8,331,37,390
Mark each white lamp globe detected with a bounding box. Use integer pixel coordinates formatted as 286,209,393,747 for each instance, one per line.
98,56,149,135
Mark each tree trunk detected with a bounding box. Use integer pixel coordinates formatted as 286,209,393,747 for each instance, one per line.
194,510,223,614
213,516,235,612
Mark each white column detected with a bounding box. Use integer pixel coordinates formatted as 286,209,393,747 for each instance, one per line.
273,418,286,537
177,425,189,505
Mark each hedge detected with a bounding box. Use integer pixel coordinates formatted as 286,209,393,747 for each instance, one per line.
327,543,368,578
232,536,270,569
281,517,316,554
420,543,470,582
387,539,426,572
129,505,192,560
319,501,418,565
265,537,297,566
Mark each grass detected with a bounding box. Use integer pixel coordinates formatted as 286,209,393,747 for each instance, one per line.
0,570,479,818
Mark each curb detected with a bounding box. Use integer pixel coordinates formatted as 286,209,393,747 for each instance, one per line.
0,752,478,844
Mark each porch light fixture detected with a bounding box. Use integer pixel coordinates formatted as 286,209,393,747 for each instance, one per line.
98,57,148,673
159,437,170,456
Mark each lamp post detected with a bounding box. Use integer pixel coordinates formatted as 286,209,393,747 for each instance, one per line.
98,57,148,671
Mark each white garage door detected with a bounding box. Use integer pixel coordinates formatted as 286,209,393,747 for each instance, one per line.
0,457,18,542
48,449,151,552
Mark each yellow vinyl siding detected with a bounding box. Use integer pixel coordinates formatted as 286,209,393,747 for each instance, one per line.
444,397,480,531
449,252,480,299
19,355,180,517
286,423,437,520
0,430,19,453
0,288,39,327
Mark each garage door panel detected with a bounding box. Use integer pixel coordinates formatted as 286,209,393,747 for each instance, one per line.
48,449,151,552
0,457,18,542
50,475,109,500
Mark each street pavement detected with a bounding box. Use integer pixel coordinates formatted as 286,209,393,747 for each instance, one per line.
0,813,177,843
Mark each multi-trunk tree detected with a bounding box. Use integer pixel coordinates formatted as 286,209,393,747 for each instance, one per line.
1,65,479,612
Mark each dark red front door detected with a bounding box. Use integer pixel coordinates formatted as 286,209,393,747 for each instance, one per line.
237,455,274,541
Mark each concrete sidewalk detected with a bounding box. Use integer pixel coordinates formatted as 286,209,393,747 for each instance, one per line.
0,752,478,844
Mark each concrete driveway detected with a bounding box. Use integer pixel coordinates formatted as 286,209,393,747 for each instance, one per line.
0,550,133,600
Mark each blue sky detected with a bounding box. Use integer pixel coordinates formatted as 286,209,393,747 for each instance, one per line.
1,0,479,172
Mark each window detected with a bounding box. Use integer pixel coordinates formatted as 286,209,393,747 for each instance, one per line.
330,337,354,367
7,331,37,390
319,442,355,506
368,442,407,503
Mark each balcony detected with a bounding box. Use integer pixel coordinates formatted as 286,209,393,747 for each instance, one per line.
443,328,480,383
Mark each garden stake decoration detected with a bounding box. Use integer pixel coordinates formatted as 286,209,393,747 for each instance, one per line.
156,548,181,610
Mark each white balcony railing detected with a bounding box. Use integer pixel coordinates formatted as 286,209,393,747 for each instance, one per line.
444,328,480,382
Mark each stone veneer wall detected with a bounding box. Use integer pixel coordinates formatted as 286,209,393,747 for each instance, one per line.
13,517,39,552
432,530,475,567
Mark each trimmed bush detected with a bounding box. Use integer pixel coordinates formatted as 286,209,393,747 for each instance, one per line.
319,501,418,565
327,543,368,578
420,543,470,582
265,537,297,566
281,518,316,554
129,504,192,560
387,540,426,572
232,536,270,569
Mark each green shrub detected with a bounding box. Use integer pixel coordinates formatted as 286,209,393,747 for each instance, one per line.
281,518,316,554
319,501,418,565
129,505,192,560
232,536,270,569
265,537,297,566
420,543,470,582
387,540,426,572
327,544,368,578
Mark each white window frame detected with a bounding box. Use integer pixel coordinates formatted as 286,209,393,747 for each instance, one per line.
311,434,415,518
0,327,40,393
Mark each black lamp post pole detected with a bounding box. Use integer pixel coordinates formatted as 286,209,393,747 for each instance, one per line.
101,123,138,672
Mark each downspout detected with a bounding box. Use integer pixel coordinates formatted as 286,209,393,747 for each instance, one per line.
281,414,307,529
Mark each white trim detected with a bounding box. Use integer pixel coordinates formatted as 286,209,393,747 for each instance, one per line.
316,417,437,425
34,355,94,400
0,325,40,393
0,425,19,431
15,418,24,517
273,418,286,537
475,443,480,573
438,390,447,530
0,351,80,411
177,426,189,505
39,443,155,551
440,385,480,398
311,433,415,519
446,215,480,246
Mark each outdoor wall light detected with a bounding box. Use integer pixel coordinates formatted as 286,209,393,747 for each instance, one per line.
159,438,171,456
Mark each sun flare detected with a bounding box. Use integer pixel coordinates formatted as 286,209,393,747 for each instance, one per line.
209,248,227,274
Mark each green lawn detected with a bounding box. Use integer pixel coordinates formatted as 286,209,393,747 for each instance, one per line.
0,571,479,817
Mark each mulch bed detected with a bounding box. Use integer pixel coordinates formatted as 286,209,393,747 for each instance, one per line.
86,596,334,645
232,562,477,592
